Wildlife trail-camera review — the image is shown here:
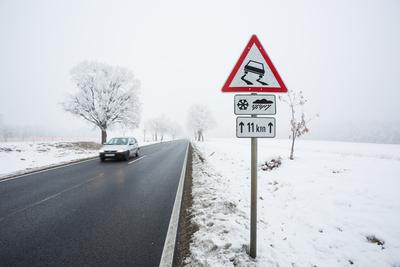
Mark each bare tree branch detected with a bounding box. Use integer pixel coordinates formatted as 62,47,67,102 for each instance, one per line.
280,90,318,160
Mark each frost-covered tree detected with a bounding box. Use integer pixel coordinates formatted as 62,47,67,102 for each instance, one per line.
187,104,216,141
147,117,161,141
147,115,171,142
146,119,157,141
0,115,16,142
63,61,141,144
158,116,171,142
2,126,15,142
168,122,182,140
279,90,318,160
142,120,151,142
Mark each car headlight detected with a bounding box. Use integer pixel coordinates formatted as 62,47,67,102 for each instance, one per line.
99,149,104,153
117,149,125,153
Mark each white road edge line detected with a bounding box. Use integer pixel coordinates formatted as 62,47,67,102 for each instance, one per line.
128,155,147,165
159,141,189,267
0,157,98,183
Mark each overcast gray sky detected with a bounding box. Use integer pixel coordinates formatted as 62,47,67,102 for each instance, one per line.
0,0,399,142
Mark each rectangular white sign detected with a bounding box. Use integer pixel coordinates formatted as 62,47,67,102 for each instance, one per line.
234,94,276,115
236,117,276,138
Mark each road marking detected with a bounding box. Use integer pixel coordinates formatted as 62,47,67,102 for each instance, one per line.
0,157,98,183
0,175,99,223
128,155,147,165
159,141,189,267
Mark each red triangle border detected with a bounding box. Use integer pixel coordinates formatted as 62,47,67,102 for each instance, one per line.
221,35,288,93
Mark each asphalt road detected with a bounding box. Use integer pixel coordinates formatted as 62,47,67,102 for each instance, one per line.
0,140,188,266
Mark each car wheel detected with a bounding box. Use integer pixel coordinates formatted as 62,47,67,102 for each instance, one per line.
100,157,105,162
135,150,139,157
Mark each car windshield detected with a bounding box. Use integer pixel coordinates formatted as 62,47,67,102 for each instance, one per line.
106,138,128,145
247,61,264,70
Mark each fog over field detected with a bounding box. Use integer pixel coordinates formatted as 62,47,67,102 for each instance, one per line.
0,0,399,143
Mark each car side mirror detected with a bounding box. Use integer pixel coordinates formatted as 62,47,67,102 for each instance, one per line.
129,142,134,145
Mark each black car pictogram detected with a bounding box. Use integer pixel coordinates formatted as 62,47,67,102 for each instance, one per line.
244,60,265,76
241,60,269,86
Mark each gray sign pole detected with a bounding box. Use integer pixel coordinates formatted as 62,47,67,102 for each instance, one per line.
250,94,257,258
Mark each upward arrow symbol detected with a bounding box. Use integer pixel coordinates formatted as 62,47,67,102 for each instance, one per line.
239,121,244,133
268,122,273,133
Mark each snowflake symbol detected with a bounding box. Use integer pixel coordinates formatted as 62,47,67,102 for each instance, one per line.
237,99,249,110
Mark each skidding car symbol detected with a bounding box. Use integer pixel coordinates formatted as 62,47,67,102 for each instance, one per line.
241,60,268,86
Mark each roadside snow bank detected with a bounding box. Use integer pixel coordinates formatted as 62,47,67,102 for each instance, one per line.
0,142,100,178
186,139,400,267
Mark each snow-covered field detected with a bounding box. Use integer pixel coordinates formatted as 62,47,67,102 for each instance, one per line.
0,141,101,178
186,139,400,267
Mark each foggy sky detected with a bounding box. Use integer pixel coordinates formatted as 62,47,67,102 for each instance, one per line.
0,0,399,142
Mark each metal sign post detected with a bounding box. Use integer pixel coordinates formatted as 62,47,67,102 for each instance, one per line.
250,113,257,258
234,95,276,258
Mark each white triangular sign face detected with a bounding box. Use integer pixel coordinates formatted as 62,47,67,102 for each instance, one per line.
222,35,288,93
229,43,280,88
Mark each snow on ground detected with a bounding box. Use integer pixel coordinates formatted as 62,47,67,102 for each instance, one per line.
0,141,100,178
186,139,400,267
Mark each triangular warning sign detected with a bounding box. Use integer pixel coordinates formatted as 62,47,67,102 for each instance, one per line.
222,35,288,93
